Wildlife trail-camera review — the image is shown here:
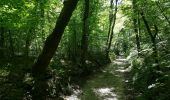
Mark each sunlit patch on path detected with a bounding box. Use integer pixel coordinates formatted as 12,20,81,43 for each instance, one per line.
113,58,128,65
93,87,118,100
63,89,82,100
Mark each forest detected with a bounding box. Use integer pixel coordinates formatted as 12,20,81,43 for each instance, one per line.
0,0,170,100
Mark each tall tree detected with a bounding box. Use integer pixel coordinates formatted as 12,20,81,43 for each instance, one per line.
0,27,5,57
132,0,141,54
106,0,118,59
140,11,159,69
32,0,79,99
8,30,14,57
106,0,114,46
155,1,170,27
39,0,46,42
81,0,90,65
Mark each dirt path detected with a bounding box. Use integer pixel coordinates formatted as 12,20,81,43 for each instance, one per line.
64,57,130,100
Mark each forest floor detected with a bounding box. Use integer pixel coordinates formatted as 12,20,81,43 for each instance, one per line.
64,57,133,100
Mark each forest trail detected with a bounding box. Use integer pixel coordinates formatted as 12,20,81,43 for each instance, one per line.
64,57,131,100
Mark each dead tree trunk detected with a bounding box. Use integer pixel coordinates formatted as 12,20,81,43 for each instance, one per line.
32,0,79,99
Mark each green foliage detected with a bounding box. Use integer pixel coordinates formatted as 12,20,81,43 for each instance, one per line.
0,0,170,99
127,45,170,100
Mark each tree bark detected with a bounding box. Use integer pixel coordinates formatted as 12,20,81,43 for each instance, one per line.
106,0,114,46
132,0,141,54
69,19,78,62
25,29,32,58
8,30,14,58
106,0,118,59
155,1,170,27
0,27,5,57
81,0,89,65
40,0,46,42
32,0,79,99
140,11,159,70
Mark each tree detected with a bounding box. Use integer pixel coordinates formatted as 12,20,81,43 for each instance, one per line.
0,27,5,57
32,0,79,99
106,0,114,48
140,11,159,69
106,0,118,59
81,0,90,65
132,0,140,54
155,1,170,27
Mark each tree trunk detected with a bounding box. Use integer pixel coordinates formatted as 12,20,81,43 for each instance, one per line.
140,11,159,70
106,0,114,46
0,27,5,57
155,1,170,27
106,0,118,59
132,0,140,54
25,29,32,58
71,19,78,62
40,0,46,43
67,19,78,63
8,30,14,58
81,0,89,65
32,0,79,99
25,37,30,57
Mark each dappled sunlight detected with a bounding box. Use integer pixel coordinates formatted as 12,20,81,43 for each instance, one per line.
115,68,130,73
93,87,118,100
63,89,82,100
113,61,124,65
1,0,169,99
115,65,131,73
64,95,79,100
113,58,128,65
77,57,128,99
113,58,130,73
